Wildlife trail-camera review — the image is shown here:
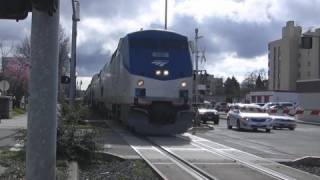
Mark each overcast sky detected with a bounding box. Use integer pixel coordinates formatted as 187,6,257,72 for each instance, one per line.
1,0,320,89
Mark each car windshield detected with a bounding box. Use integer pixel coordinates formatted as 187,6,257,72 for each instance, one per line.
240,107,264,113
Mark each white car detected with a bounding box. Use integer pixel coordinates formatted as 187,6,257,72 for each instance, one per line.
227,104,273,132
270,114,297,130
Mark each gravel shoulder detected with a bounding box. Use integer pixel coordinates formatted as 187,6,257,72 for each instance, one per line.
79,159,160,180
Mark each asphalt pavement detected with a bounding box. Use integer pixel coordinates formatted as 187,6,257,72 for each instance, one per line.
194,113,320,162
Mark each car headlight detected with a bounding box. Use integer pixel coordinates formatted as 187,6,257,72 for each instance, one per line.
163,70,169,76
241,117,249,121
181,81,187,87
137,80,144,87
155,70,162,76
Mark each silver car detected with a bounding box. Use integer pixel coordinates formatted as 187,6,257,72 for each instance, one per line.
227,104,273,132
270,114,297,130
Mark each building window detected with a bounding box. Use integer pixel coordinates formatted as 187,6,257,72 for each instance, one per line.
264,96,270,103
307,71,311,77
307,61,311,66
251,96,256,103
301,36,312,49
257,96,262,103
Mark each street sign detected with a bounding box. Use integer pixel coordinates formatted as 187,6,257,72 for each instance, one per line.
0,80,10,91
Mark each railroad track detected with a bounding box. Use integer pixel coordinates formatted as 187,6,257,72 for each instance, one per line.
144,134,293,180
107,121,320,180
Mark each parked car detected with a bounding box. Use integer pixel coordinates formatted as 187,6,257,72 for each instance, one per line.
215,102,228,112
262,102,280,110
265,102,296,115
254,103,265,107
263,102,295,111
227,104,273,132
198,107,219,124
270,114,297,130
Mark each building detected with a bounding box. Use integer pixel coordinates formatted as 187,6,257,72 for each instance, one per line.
247,91,298,104
268,21,320,92
193,71,225,103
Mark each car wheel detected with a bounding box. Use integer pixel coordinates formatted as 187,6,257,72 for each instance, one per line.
266,129,271,133
273,126,277,130
253,128,258,132
289,127,295,131
214,119,219,125
202,120,207,124
227,118,232,129
237,120,241,131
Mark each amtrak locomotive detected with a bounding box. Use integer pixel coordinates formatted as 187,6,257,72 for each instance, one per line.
85,30,194,135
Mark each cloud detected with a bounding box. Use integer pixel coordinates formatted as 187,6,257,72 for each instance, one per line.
1,0,320,83
77,52,110,76
205,53,268,82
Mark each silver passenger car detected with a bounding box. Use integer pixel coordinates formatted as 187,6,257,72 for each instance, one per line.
270,114,297,130
227,104,273,132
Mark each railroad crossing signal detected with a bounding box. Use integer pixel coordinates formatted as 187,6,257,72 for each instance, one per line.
61,76,71,84
0,0,31,20
0,0,58,20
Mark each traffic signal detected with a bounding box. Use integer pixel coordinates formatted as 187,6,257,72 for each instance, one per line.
0,0,32,21
61,76,70,84
0,0,58,21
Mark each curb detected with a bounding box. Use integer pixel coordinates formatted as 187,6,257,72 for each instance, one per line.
296,120,320,126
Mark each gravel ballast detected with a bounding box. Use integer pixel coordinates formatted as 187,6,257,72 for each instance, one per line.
79,159,160,180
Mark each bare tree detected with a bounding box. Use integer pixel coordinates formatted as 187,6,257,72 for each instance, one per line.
15,36,31,62
0,40,15,58
240,68,268,98
7,25,70,105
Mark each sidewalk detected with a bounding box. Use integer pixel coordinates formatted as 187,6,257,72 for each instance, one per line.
0,114,26,149
0,114,27,130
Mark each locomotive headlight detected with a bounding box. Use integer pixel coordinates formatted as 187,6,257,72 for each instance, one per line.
155,70,162,76
181,81,187,88
163,70,169,76
137,80,144,87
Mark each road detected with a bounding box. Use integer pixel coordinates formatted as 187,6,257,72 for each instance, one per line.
195,113,320,162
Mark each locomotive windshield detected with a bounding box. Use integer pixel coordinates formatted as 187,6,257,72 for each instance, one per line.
129,38,188,51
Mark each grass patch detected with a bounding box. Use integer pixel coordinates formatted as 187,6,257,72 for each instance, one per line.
12,108,26,117
0,150,70,180
0,150,25,179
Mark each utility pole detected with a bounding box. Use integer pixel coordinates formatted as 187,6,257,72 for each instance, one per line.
194,28,200,106
165,0,167,30
27,1,60,180
69,0,80,107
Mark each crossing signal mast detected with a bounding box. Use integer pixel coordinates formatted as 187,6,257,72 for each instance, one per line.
194,28,204,106
164,0,168,30
0,1,60,180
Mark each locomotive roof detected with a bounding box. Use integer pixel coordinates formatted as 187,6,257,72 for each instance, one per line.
126,29,187,39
